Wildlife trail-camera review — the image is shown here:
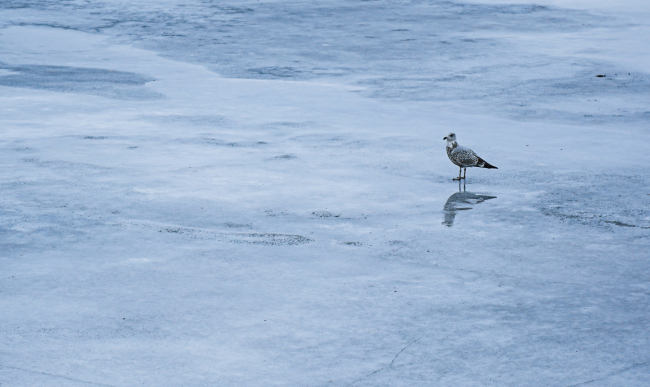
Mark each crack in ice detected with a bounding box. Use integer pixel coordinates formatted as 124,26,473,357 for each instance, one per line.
350,339,420,385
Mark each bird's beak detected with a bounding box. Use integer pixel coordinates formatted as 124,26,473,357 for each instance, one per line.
443,137,447,140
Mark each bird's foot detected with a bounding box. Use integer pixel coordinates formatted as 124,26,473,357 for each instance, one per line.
453,177,465,181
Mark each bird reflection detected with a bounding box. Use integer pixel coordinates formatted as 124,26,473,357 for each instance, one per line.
442,182,496,227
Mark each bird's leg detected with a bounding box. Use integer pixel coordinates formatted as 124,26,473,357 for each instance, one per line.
453,167,462,180
463,168,466,179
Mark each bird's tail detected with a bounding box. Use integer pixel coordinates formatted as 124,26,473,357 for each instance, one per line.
477,157,498,169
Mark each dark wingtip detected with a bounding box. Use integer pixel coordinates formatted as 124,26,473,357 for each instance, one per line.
480,159,498,169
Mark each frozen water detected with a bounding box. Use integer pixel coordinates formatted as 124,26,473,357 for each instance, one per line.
1,1,649,386
0,63,163,100
442,184,497,227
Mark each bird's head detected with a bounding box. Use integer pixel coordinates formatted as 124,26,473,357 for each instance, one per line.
443,132,456,142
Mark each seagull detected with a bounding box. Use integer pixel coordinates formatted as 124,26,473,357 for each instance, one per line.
443,132,497,180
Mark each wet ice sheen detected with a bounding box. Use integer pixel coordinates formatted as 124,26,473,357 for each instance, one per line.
0,63,163,99
2,0,647,125
442,183,497,227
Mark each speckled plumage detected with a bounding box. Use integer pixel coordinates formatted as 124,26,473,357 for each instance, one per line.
443,133,497,180
446,143,480,168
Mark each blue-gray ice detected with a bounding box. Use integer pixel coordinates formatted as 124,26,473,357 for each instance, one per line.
1,1,649,386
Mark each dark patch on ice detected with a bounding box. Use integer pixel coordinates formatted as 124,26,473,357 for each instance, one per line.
596,74,606,77
13,22,81,31
84,136,107,140
0,63,164,100
144,114,229,127
312,211,340,218
229,233,312,246
520,173,650,230
207,5,255,14
264,210,288,217
605,220,636,228
161,227,185,234
127,221,311,245
0,3,30,10
274,154,297,159
342,241,363,246
272,122,306,127
178,137,243,147
224,222,252,229
248,66,300,78
158,227,310,245
388,240,407,246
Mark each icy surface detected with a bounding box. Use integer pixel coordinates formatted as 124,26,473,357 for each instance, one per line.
1,1,649,386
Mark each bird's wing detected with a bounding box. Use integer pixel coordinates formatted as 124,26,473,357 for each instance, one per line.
450,146,479,167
